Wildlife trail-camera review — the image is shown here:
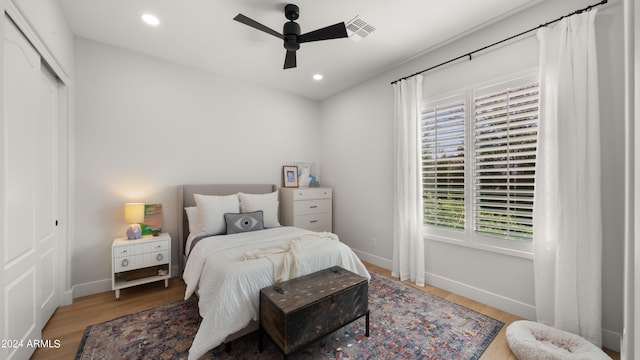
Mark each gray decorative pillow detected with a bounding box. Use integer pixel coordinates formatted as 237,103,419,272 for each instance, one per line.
224,211,264,234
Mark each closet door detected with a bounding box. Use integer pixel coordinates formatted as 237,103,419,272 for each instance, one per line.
37,63,60,327
2,15,59,359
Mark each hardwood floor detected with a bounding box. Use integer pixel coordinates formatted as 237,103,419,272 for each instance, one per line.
32,263,620,359
32,278,186,359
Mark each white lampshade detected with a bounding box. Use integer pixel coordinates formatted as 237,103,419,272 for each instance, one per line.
124,203,145,224
124,203,145,240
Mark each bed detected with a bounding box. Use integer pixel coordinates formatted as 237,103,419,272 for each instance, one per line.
177,184,370,360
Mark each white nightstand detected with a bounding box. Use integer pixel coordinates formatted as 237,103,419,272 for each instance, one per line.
280,187,332,232
111,232,171,300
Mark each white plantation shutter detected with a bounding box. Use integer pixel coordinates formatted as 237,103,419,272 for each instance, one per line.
473,82,539,241
421,96,465,230
420,74,539,247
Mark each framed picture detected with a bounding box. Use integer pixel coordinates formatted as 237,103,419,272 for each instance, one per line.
283,165,299,188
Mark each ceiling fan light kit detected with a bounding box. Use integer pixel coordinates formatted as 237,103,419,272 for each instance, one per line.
233,3,348,69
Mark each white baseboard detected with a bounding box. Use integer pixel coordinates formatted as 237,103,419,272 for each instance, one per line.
71,264,182,300
602,328,621,352
426,271,537,320
352,249,393,270
352,249,535,319
72,278,111,299
61,289,73,306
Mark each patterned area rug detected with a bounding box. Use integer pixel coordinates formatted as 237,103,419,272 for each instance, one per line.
76,273,503,359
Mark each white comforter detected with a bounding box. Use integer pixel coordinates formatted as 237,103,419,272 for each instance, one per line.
182,226,370,360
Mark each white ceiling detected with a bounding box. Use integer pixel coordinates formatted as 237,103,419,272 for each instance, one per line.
56,0,538,100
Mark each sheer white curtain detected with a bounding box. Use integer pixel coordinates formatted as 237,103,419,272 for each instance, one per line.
533,10,602,346
392,75,425,287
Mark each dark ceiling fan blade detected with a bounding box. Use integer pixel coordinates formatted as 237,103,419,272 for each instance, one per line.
298,22,348,43
284,50,297,69
233,14,283,39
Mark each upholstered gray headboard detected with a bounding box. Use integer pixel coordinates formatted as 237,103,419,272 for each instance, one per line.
177,184,277,273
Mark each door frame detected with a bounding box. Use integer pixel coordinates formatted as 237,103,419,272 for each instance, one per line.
624,0,640,359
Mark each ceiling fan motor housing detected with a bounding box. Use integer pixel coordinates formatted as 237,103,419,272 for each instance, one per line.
283,21,301,50
284,4,299,21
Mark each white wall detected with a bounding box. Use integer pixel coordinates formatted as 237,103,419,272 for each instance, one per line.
320,0,625,350
72,38,322,296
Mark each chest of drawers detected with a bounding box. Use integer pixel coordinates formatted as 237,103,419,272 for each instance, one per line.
280,187,332,232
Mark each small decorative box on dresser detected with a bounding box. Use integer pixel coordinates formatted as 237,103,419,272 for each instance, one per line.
111,232,171,300
280,187,332,232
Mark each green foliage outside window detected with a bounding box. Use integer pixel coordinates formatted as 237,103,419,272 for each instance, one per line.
421,80,539,243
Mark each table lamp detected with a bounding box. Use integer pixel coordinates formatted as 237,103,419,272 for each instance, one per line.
124,203,145,240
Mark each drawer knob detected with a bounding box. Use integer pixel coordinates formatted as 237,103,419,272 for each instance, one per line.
121,259,129,267
310,220,318,223
310,205,318,209
156,253,164,261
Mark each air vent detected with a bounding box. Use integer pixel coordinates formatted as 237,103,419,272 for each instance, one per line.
345,16,375,42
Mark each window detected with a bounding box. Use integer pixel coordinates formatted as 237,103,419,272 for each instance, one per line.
421,96,466,230
473,82,539,241
421,74,539,248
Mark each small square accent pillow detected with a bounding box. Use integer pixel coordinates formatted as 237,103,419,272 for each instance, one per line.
224,211,264,234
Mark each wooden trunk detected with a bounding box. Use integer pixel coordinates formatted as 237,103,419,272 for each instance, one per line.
259,266,369,357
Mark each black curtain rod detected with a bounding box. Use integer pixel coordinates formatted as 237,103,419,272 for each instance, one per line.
390,0,608,85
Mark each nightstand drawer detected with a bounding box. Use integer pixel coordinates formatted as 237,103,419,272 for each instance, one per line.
114,255,136,272
150,250,169,265
293,213,331,230
144,240,169,253
135,250,169,268
113,239,168,257
113,245,134,257
291,188,332,200
114,250,168,272
293,199,331,215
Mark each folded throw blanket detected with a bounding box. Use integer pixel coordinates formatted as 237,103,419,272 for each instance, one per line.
243,232,338,282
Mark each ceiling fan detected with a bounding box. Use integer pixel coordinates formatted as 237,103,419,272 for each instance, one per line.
233,4,348,69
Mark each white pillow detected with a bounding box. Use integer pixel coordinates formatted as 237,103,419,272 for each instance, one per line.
184,206,199,235
194,193,240,236
238,191,280,228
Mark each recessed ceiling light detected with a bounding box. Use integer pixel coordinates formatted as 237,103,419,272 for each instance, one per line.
141,13,160,26
313,74,323,81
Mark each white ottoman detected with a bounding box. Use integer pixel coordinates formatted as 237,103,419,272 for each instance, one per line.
506,320,610,360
